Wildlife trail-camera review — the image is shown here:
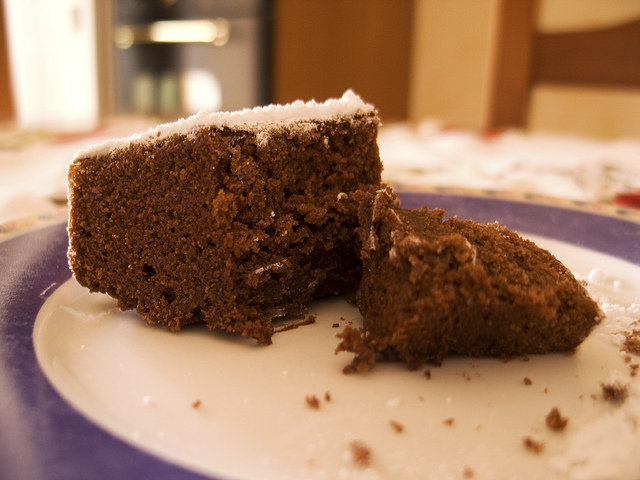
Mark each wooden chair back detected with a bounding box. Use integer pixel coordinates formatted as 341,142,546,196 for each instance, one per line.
483,0,640,130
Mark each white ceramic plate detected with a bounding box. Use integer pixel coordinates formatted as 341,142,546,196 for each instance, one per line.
34,240,640,480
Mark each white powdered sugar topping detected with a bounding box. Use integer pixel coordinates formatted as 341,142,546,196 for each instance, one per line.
551,379,640,480
74,90,374,159
549,268,640,480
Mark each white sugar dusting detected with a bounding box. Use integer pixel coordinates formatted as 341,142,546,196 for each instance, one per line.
74,90,374,159
580,268,640,348
551,381,640,480
385,397,401,408
550,268,640,480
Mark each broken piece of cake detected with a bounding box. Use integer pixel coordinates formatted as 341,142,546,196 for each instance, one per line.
67,91,382,344
337,188,602,372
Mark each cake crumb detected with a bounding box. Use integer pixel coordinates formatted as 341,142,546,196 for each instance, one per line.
601,376,629,403
545,407,568,431
522,436,545,454
324,390,332,402
305,395,320,410
623,328,640,355
192,399,202,409
332,323,340,328
523,377,533,386
389,420,404,433
349,440,371,467
443,417,455,426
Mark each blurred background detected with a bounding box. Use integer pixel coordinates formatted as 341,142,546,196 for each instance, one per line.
0,0,639,232
0,0,639,138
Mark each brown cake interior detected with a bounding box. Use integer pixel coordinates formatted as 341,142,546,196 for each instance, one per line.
337,188,602,372
68,113,382,344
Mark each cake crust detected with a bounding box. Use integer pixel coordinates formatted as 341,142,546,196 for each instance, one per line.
68,93,382,344
337,188,602,372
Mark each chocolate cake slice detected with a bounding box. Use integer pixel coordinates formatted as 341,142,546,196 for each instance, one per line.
337,188,602,372
67,91,382,344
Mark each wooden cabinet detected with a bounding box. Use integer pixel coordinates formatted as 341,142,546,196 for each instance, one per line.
273,0,413,122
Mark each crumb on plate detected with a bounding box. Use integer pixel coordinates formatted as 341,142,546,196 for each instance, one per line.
522,436,545,454
545,407,568,431
305,395,320,409
601,381,629,403
349,440,371,467
389,419,404,433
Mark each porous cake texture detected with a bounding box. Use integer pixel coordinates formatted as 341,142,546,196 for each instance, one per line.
337,188,602,372
67,91,382,344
